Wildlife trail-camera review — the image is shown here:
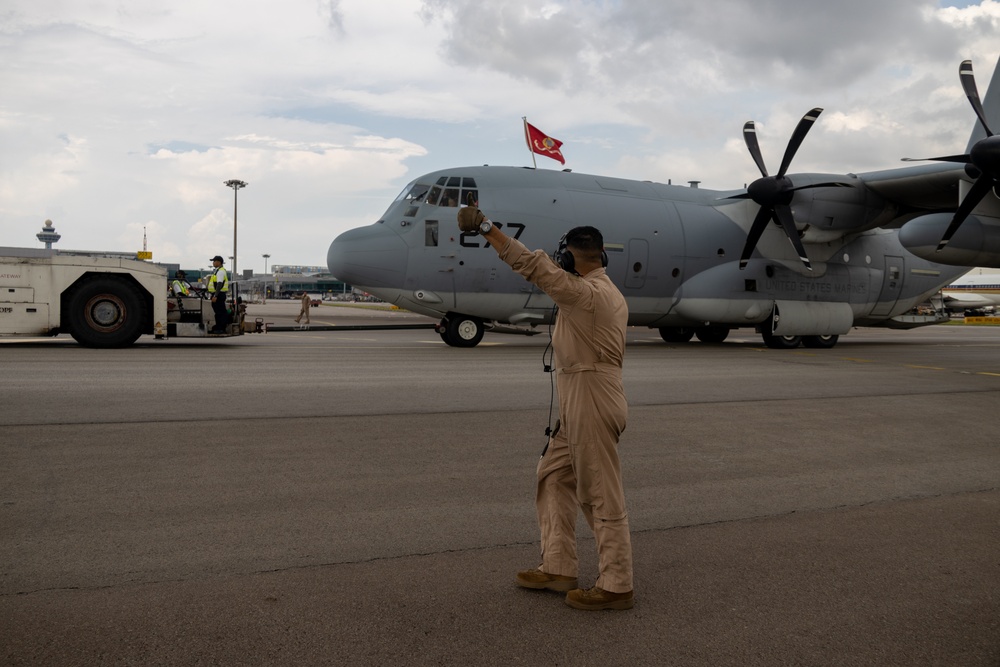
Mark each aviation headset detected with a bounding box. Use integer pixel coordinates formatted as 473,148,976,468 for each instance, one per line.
553,230,609,274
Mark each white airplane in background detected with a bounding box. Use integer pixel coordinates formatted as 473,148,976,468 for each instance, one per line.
941,269,1000,313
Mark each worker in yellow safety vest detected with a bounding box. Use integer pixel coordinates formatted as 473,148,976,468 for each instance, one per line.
207,255,230,333
171,270,191,296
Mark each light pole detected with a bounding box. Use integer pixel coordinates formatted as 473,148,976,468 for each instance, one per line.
262,254,270,303
224,179,247,274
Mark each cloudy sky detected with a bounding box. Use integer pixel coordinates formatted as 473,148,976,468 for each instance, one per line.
2,0,998,274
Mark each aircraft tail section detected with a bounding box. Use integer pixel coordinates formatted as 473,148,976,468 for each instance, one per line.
965,55,1000,152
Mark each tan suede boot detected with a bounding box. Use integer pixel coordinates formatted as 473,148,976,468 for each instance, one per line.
565,586,634,610
515,568,578,592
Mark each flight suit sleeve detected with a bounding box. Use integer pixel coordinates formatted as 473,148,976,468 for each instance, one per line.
496,236,591,310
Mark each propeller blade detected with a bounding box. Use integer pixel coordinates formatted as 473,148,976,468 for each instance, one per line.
901,154,972,164
739,205,774,269
773,204,813,270
937,175,995,250
743,121,769,177
777,107,823,177
960,60,994,138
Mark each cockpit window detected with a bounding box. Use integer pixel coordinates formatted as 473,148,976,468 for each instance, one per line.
426,186,442,206
420,176,480,207
404,184,430,203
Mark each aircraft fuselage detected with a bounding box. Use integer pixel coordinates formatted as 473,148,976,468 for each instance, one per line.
328,166,966,347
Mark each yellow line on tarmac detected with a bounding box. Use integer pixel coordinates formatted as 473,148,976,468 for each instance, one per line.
976,372,1000,377
904,364,946,370
841,357,876,363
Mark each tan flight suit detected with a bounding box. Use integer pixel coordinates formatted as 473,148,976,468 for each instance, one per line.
497,236,633,593
295,292,311,324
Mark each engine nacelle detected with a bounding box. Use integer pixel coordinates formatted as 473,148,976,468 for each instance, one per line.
791,175,893,236
899,213,1000,267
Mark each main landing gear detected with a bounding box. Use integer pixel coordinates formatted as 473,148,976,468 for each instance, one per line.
659,326,840,349
658,325,730,344
761,332,839,349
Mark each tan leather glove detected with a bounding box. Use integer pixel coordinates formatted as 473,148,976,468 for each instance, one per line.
457,192,486,232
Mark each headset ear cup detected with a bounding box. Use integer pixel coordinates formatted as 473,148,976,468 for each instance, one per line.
601,250,608,268
554,233,575,273
558,249,575,273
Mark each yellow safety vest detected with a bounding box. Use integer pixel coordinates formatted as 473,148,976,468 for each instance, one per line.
208,267,229,293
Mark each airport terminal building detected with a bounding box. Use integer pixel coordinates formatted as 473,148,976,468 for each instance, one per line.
177,264,354,301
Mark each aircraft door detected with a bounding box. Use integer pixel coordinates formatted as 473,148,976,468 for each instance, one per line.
410,217,457,310
625,239,649,289
870,255,904,317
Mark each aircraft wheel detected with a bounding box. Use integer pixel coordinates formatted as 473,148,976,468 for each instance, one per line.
67,276,146,348
761,332,802,349
441,314,485,348
695,326,729,344
658,327,695,343
802,334,839,349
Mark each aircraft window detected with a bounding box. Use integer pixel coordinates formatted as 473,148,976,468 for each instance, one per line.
440,189,459,207
462,177,477,188
402,183,430,203
436,176,448,185
393,183,415,202
404,206,420,217
446,176,461,187
427,186,442,206
425,220,439,247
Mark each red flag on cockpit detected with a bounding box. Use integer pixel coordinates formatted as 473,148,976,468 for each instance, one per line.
524,120,565,165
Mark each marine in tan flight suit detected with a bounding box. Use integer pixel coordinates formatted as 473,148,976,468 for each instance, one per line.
295,292,311,324
457,205,634,611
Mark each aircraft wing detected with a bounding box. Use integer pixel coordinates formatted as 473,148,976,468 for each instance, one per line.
857,162,963,214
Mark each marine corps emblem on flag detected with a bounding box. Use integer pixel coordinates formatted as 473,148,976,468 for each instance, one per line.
524,120,566,165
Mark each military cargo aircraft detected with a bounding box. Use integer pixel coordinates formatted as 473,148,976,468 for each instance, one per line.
327,59,1000,348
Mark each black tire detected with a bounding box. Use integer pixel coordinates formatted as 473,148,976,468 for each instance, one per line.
441,314,485,348
695,326,729,344
761,332,802,349
659,327,695,343
802,334,839,349
67,277,146,348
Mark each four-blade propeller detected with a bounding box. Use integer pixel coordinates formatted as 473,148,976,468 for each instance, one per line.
902,60,1000,251
733,107,848,270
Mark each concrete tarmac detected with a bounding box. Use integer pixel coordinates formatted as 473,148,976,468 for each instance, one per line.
1,301,999,666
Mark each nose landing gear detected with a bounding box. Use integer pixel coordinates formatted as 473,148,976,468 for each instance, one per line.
437,313,485,347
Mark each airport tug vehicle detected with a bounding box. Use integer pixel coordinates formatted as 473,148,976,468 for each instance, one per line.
0,247,261,347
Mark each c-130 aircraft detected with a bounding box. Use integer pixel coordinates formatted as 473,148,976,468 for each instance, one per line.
328,59,1000,349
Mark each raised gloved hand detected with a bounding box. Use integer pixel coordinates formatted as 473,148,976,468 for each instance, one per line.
457,192,486,232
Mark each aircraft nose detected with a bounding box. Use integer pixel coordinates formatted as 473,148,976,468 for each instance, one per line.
327,224,408,289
